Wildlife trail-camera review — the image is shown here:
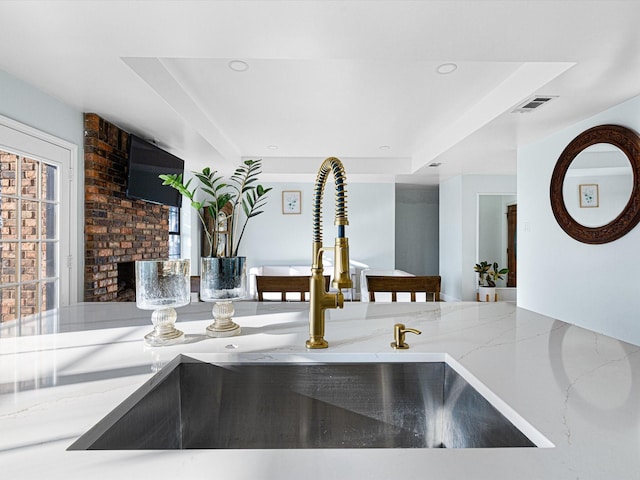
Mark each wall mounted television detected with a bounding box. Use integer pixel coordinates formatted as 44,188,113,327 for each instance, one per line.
126,134,184,207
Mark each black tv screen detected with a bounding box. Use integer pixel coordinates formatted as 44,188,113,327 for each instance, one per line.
126,135,184,207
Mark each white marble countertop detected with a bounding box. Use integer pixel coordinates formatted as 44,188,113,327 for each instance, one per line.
1,301,639,479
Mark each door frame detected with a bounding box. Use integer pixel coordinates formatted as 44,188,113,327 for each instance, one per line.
507,204,517,287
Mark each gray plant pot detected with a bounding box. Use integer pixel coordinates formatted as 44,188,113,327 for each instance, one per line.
200,256,247,301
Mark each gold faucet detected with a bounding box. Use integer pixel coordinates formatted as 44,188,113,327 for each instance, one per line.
391,323,422,350
306,157,353,349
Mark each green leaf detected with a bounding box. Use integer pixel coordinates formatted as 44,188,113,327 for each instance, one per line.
201,187,216,197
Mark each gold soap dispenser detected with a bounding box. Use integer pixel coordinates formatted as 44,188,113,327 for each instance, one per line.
391,323,422,350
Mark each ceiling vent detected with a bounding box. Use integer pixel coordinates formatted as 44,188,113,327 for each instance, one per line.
512,95,557,113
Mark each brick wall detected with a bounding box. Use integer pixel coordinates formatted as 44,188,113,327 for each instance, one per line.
84,113,169,301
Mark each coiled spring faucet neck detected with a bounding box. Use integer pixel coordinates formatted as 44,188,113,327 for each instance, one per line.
307,157,353,349
312,157,349,245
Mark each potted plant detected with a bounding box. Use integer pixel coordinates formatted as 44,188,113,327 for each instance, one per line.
474,261,508,302
160,159,271,337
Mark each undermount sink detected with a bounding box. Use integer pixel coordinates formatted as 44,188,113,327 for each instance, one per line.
69,354,550,450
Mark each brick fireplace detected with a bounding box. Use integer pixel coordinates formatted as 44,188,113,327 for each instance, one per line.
84,113,169,302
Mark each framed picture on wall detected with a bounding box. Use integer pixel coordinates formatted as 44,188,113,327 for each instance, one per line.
282,190,301,214
579,184,599,208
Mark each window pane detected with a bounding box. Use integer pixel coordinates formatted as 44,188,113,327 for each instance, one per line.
42,240,57,278
169,234,181,259
169,206,180,233
21,200,39,240
21,157,39,198
42,280,57,313
43,201,57,239
20,288,39,337
21,242,37,282
42,163,57,202
0,286,17,323
20,283,38,319
1,196,18,240
0,151,18,196
1,241,17,284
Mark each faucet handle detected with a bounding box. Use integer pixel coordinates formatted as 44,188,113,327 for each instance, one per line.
391,323,422,350
332,237,353,290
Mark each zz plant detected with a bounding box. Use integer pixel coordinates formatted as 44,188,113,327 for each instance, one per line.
160,159,271,257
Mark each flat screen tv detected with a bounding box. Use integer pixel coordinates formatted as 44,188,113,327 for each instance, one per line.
126,135,184,207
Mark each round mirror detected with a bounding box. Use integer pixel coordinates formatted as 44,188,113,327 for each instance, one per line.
550,124,640,244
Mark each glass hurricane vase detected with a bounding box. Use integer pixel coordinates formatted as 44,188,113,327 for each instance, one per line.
135,259,190,346
200,256,247,337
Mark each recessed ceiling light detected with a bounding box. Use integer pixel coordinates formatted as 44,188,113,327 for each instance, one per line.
379,145,391,151
436,63,457,75
228,60,249,72
267,145,278,150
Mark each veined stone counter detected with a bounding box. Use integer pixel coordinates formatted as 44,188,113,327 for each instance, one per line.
1,301,638,479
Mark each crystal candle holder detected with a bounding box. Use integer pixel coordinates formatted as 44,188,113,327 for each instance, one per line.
200,256,247,338
135,259,190,346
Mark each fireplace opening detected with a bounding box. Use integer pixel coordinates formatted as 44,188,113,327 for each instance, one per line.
117,262,136,302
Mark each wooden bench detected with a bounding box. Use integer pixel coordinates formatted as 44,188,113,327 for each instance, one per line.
366,275,441,302
256,275,330,301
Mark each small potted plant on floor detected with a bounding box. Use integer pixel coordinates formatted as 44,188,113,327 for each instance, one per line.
474,261,508,302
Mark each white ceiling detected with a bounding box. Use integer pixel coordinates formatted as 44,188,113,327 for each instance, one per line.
1,0,639,185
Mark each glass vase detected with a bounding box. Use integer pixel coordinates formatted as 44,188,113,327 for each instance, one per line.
200,256,247,337
135,259,190,346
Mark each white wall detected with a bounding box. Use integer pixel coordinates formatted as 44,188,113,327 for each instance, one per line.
439,175,517,301
518,94,640,346
395,184,439,275
0,70,84,148
439,176,463,301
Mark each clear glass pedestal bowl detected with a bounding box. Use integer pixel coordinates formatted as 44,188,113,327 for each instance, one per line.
200,256,247,338
135,259,190,347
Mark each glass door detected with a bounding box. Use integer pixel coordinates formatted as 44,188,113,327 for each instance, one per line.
1,150,61,335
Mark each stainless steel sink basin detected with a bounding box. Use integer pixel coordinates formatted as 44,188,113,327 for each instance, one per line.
69,354,544,449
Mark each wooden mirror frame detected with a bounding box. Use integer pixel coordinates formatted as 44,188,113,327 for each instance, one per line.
550,124,640,244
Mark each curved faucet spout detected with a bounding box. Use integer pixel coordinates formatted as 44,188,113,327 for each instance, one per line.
306,157,353,349
312,157,349,243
